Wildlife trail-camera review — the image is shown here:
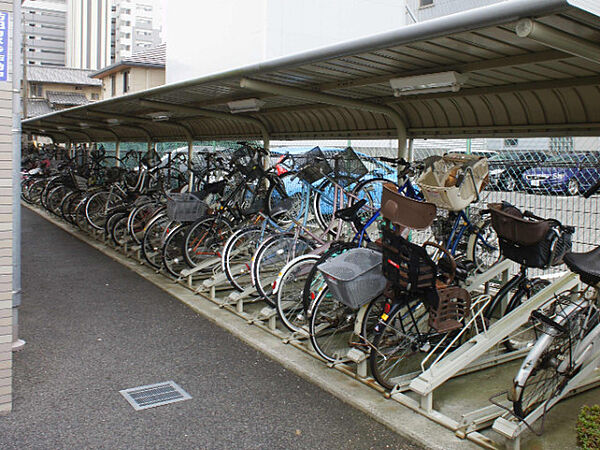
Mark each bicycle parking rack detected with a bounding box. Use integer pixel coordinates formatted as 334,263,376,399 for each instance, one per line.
492,352,600,450
390,271,580,442
27,203,599,450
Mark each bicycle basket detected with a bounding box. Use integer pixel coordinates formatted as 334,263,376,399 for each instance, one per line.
489,203,573,268
381,182,437,230
232,146,263,179
332,147,368,180
417,154,488,211
70,172,88,190
295,146,333,183
166,193,208,222
317,248,387,309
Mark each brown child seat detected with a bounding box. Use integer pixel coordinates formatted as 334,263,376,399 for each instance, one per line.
489,202,574,268
381,182,437,230
489,203,551,246
428,286,471,333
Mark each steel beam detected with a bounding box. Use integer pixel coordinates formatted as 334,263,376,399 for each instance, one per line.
138,99,270,143
239,77,408,158
516,19,600,65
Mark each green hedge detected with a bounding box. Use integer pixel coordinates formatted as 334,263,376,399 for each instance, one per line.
577,405,600,450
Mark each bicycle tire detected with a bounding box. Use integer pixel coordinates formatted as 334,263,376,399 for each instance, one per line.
308,286,360,363
275,254,320,333
85,190,125,230
252,233,314,307
221,225,264,292
369,301,430,391
162,223,189,277
467,216,500,273
111,214,130,246
512,301,593,418
128,201,164,245
182,215,233,269
141,213,171,269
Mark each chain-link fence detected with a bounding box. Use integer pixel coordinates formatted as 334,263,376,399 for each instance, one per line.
271,137,600,255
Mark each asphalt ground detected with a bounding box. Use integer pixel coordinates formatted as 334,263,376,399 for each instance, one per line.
0,207,422,450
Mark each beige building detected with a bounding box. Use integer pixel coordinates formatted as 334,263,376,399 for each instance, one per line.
24,66,102,118
92,43,164,99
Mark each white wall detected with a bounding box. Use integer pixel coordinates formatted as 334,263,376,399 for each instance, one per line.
167,0,406,83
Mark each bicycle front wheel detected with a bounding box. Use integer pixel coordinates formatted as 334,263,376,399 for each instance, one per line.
252,233,314,307
369,301,430,391
183,216,232,269
275,254,320,333
512,301,594,418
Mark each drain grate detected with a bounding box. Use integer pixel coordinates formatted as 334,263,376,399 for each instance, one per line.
120,381,191,411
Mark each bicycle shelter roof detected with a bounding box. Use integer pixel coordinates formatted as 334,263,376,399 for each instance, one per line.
21,0,600,144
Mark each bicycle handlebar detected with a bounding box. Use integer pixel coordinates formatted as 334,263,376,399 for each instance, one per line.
584,178,600,198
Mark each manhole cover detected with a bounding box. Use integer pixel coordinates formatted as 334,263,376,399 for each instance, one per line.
120,381,191,411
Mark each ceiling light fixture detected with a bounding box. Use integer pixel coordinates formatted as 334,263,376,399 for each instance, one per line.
147,111,171,122
390,71,468,96
227,98,265,114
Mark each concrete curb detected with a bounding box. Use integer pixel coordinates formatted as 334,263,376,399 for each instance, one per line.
25,204,483,450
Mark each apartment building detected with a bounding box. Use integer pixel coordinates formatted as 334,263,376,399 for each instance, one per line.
24,65,101,117
405,0,504,23
114,0,161,62
66,0,111,70
92,43,164,99
22,0,66,67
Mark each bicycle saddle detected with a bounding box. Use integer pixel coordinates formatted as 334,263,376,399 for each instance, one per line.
563,247,600,286
334,199,367,222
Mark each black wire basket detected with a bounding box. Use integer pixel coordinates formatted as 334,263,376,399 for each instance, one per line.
332,147,368,180
232,146,263,179
294,146,333,183
166,193,208,222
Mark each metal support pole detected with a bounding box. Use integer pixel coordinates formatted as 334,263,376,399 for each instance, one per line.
262,135,270,170
12,0,25,351
187,139,194,189
115,141,120,167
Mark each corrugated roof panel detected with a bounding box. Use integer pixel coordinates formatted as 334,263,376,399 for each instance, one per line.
22,0,600,142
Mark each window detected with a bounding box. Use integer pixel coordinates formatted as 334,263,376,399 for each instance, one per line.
420,0,434,6
75,86,83,90
550,137,574,152
123,71,130,93
91,93,99,100
111,74,116,96
31,83,43,97
504,138,519,147
28,35,35,40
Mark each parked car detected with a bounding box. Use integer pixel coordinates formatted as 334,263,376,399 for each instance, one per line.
521,152,600,196
487,151,548,191
446,149,498,159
